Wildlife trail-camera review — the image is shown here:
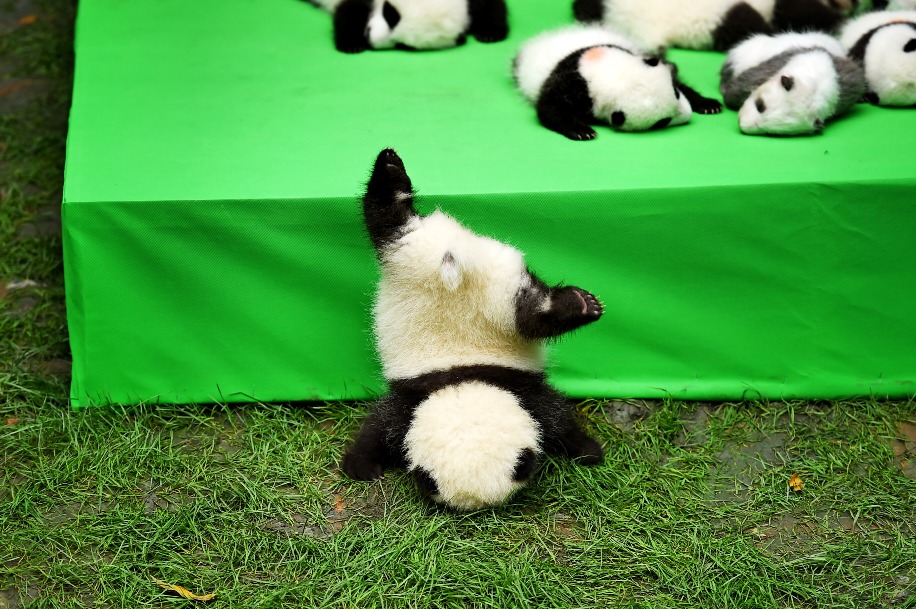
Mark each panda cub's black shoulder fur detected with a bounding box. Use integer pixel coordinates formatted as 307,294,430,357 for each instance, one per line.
342,148,605,511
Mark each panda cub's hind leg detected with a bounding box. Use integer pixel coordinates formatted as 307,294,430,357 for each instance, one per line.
468,0,509,43
572,0,605,23
711,3,772,52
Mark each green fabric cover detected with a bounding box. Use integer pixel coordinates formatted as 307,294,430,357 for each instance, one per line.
63,0,916,406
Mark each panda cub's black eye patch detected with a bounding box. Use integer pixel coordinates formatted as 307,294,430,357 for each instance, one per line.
382,1,401,29
644,56,660,67
904,38,916,53
755,97,766,113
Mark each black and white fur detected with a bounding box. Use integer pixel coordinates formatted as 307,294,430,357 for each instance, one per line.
342,148,605,510
572,0,849,52
840,10,916,106
513,25,722,140
721,32,866,134
306,0,508,53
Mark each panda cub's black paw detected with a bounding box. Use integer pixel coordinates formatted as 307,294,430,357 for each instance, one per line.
341,450,385,481
563,127,597,141
367,148,413,201
694,98,723,114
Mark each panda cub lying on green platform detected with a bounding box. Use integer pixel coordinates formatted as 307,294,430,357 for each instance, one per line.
341,148,605,510
305,0,508,53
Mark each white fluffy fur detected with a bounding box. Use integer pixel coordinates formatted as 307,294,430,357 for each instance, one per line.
597,0,776,51
374,210,544,380
404,381,542,510
726,31,845,75
739,51,840,134
514,25,638,101
514,25,692,131
311,0,470,49
840,10,916,106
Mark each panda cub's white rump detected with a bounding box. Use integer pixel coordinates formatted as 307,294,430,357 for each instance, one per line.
405,382,542,510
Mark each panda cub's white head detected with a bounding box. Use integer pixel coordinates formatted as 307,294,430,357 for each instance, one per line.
366,0,470,50
579,45,693,131
738,51,839,135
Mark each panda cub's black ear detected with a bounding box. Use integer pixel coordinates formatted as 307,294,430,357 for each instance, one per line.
440,251,462,291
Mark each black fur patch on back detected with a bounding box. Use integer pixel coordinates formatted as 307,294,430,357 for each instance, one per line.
572,0,605,22
535,48,598,140
849,22,916,63
712,2,772,52
412,467,439,496
389,365,547,403
512,448,538,482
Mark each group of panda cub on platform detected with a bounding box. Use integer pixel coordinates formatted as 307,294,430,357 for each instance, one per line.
327,1,916,511
306,0,916,137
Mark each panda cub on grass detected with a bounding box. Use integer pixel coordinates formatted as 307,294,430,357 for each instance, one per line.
305,0,508,53
341,148,605,511
513,25,722,141
720,32,866,135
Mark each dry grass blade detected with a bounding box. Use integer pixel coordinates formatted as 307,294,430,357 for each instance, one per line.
152,576,216,601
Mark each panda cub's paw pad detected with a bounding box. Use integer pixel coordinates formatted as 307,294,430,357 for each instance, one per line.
574,288,603,319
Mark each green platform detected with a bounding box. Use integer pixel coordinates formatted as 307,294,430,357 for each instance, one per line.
63,0,916,406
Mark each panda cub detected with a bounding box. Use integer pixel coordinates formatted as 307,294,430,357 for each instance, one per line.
840,10,916,106
513,25,722,141
720,32,866,135
305,0,508,53
572,0,848,52
342,148,605,511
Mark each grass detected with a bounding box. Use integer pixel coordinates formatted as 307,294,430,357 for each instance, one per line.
1,2,915,607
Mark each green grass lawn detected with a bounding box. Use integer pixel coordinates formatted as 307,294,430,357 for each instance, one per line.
1,2,914,607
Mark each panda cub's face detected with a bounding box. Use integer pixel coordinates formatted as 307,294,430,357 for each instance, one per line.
738,52,837,135
579,46,692,131
365,0,471,50
363,149,603,380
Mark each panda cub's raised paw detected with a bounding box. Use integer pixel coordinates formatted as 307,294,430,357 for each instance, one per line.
555,287,603,322
366,148,413,201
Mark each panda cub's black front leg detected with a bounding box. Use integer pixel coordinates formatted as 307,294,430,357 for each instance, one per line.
468,0,509,43
517,280,603,340
676,82,723,115
363,148,418,253
333,0,372,53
